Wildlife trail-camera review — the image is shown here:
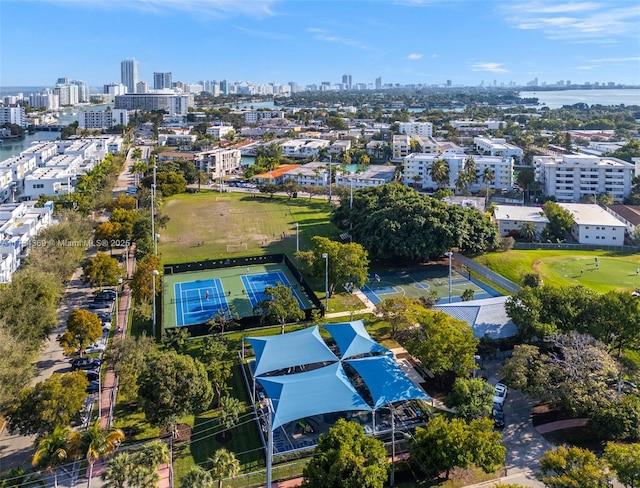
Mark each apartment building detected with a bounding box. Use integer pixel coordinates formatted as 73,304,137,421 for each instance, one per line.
335,165,396,189
492,205,549,238
534,154,634,203
474,136,523,163
195,147,242,180
206,125,235,139
0,106,25,126
398,122,433,137
78,109,129,129
280,162,328,187
114,94,192,115
559,203,626,245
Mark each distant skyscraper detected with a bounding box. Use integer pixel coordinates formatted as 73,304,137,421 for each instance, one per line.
71,80,90,102
375,77,382,90
153,72,172,90
57,77,69,85
121,58,139,94
342,74,352,90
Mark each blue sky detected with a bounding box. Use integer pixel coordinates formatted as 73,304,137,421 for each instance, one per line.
1,0,639,88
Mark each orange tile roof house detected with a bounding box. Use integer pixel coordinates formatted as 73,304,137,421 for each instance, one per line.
252,164,301,185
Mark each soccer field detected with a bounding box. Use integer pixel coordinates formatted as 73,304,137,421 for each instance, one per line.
477,250,640,293
159,191,338,263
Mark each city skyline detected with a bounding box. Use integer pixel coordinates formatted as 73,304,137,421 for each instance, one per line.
1,0,639,88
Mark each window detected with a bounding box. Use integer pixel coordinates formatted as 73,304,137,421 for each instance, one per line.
585,226,590,229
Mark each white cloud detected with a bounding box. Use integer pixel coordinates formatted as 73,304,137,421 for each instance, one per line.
235,26,291,40
407,53,423,60
577,65,597,70
312,33,373,51
470,62,510,73
588,56,640,63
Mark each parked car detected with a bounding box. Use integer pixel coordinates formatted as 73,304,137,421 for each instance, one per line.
493,383,508,406
85,370,99,381
95,311,112,321
492,405,505,429
71,357,102,371
86,381,100,394
87,301,112,310
84,343,106,354
95,291,116,302
102,321,112,332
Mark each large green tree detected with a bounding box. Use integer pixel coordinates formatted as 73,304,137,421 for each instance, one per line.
179,466,215,488
0,325,35,410
59,309,103,356
410,417,505,479
543,201,574,241
82,253,122,288
209,448,240,488
537,446,610,488
255,283,305,333
296,235,369,298
301,419,388,488
604,442,640,488
137,351,213,430
107,334,156,403
445,377,494,421
7,372,88,436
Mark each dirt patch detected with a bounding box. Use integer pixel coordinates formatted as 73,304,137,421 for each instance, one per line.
159,423,192,443
532,258,542,273
531,403,574,427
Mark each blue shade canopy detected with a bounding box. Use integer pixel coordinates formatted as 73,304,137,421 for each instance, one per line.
247,326,338,377
257,363,372,430
346,354,431,409
324,320,389,359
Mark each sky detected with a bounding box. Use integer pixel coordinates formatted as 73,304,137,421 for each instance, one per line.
1,0,639,89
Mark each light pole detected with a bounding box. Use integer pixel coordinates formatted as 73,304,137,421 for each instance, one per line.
154,233,160,256
152,269,159,337
294,222,299,252
328,155,332,202
115,277,123,332
322,253,329,311
445,251,453,303
151,183,156,255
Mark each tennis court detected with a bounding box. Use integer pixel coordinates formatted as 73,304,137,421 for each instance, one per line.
362,265,501,305
162,261,315,329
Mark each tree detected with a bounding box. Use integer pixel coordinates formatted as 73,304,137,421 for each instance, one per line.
218,396,244,441
137,351,213,430
430,159,450,189
255,283,304,333
296,236,369,298
162,327,190,353
537,446,611,488
200,336,232,406
519,221,538,242
142,170,186,196
101,440,168,488
107,334,156,403
179,466,215,488
445,378,494,421
405,309,479,380
82,253,122,288
209,448,240,488
482,167,495,206
73,423,125,488
410,417,504,479
130,254,161,304
543,201,573,241
7,372,88,436
0,325,36,411
206,306,239,335
0,467,44,488
461,289,475,301
101,452,132,488
604,442,640,488
301,419,388,488
59,309,103,355
282,178,300,199
375,296,422,338
32,426,75,488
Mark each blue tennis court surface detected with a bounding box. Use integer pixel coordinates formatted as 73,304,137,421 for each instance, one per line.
174,279,229,327
242,271,305,309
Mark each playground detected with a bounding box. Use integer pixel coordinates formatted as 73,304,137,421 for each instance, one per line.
362,265,500,305
162,261,314,329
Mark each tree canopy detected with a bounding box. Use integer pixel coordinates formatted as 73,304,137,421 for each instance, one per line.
537,446,611,488
59,309,103,355
332,185,499,261
255,283,305,333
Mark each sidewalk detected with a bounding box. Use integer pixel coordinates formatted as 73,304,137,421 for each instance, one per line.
324,287,377,319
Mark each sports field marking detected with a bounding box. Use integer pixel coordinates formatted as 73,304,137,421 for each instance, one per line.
173,278,229,327
241,271,305,309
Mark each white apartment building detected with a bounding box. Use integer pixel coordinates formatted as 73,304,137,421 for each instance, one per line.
0,170,13,203
206,125,235,139
605,205,640,237
281,139,329,159
328,140,352,155
28,91,60,110
0,202,54,282
23,167,73,200
195,148,242,180
398,122,433,137
534,154,635,203
244,110,285,124
474,136,523,163
0,154,37,195
492,205,549,238
114,94,192,115
281,162,328,187
22,142,58,166
0,106,25,126
392,135,411,160
403,154,514,193
335,165,396,189
558,203,626,245
78,109,129,130
53,84,79,106
451,119,504,130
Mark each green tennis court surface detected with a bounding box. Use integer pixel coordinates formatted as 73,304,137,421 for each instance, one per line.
163,262,314,329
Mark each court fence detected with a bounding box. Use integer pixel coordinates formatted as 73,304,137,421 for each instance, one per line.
452,252,521,295
162,254,324,335
514,242,640,252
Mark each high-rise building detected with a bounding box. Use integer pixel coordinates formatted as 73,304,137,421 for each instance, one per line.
375,77,382,90
71,80,90,103
153,72,172,90
120,58,139,94
342,74,352,90
136,81,149,94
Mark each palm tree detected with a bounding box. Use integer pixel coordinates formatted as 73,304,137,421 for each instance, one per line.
465,156,477,186
0,467,44,487
127,464,159,488
209,448,240,488
454,172,469,195
519,221,537,242
429,159,450,189
206,306,239,334
138,439,170,467
74,422,125,488
32,426,75,488
411,174,422,190
180,466,215,488
482,167,495,206
101,452,132,488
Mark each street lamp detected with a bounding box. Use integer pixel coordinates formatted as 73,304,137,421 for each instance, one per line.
154,233,160,256
322,253,329,311
115,277,123,332
152,269,159,337
151,183,156,256
328,155,332,202
294,222,299,252
445,251,453,303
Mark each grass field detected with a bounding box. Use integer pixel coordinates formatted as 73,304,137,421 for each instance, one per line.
476,249,640,293
160,191,338,264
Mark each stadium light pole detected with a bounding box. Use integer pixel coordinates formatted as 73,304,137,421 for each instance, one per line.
322,253,329,311
445,251,453,303
152,269,159,337
294,222,299,252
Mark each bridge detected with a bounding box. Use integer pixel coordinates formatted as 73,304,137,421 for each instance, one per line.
33,125,65,131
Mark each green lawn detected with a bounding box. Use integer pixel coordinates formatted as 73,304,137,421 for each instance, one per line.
160,191,339,264
476,249,640,293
